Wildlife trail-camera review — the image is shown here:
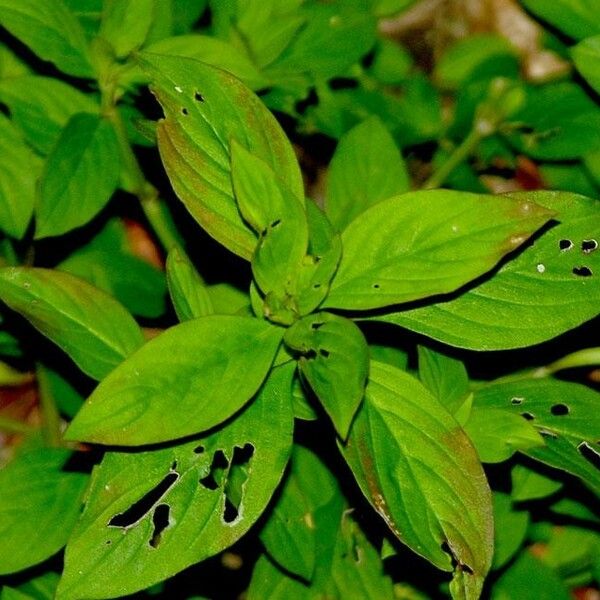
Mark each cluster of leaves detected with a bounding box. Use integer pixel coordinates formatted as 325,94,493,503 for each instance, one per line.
0,1,599,599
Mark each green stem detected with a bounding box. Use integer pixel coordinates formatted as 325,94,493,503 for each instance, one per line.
36,364,63,448
0,415,35,435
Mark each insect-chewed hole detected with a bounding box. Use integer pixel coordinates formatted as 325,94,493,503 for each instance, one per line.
223,443,255,524
521,412,535,421
319,348,330,358
372,283,380,289
313,283,322,289
511,397,524,405
194,91,205,102
270,219,281,228
181,107,189,115
199,449,229,491
578,442,600,471
193,445,205,454
550,403,569,416
311,321,324,330
573,266,593,277
305,349,318,360
149,504,170,548
582,239,598,253
559,239,573,251
109,472,178,528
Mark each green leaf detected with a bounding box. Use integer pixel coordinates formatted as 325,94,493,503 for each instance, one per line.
0,448,88,575
520,0,600,41
0,76,98,155
36,113,120,239
99,0,154,58
62,0,103,39
37,365,84,419
325,117,410,232
260,445,338,581
138,52,303,259
166,246,213,320
378,192,600,349
369,39,412,85
206,282,251,316
58,363,294,600
284,312,368,439
372,0,416,17
0,267,144,380
341,361,493,599
65,315,283,445
492,493,529,570
511,464,563,502
0,0,93,77
0,114,41,239
463,407,544,463
145,35,268,90
324,190,553,311
572,35,600,95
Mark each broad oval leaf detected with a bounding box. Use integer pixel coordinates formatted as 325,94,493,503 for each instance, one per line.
377,192,600,349
0,448,88,575
139,53,304,259
58,363,294,600
0,0,93,78
324,190,552,311
0,267,144,380
341,361,493,600
325,116,410,232
65,315,283,445
284,312,368,439
36,114,120,239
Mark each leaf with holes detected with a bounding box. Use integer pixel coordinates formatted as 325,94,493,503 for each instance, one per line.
473,377,600,494
0,267,144,380
138,52,303,259
377,192,600,349
166,246,213,320
65,315,283,445
36,114,120,239
284,312,368,439
323,190,552,311
0,448,88,575
57,363,294,600
325,116,410,232
340,361,493,600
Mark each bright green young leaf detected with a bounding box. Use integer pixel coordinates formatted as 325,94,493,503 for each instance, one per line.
284,312,368,439
58,363,294,600
572,35,600,95
145,35,268,90
260,445,338,581
511,464,563,502
463,407,544,463
13,571,60,600
0,448,88,575
0,267,144,380
247,555,317,599
0,76,98,155
36,113,120,239
341,361,493,599
206,282,251,316
520,0,600,41
166,246,213,320
37,364,84,419
324,190,552,311
99,0,154,58
379,192,600,349
62,0,103,38
139,53,303,259
0,114,40,239
0,0,94,78
0,42,32,79
325,117,410,232
369,39,412,85
418,346,470,415
492,493,529,571
65,315,283,445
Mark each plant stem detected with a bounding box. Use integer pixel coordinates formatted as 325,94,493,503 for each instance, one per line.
0,415,35,435
36,364,63,448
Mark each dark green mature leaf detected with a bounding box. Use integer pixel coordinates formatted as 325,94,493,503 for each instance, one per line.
139,53,303,259
0,448,88,575
492,493,529,571
260,445,338,581
325,117,410,232
58,363,294,600
65,315,283,445
0,0,94,77
520,0,600,40
0,114,40,239
572,35,600,95
99,0,154,58
341,361,493,599
166,246,213,320
0,268,144,380
0,76,98,155
284,312,368,439
36,114,120,239
379,192,600,349
324,190,552,310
